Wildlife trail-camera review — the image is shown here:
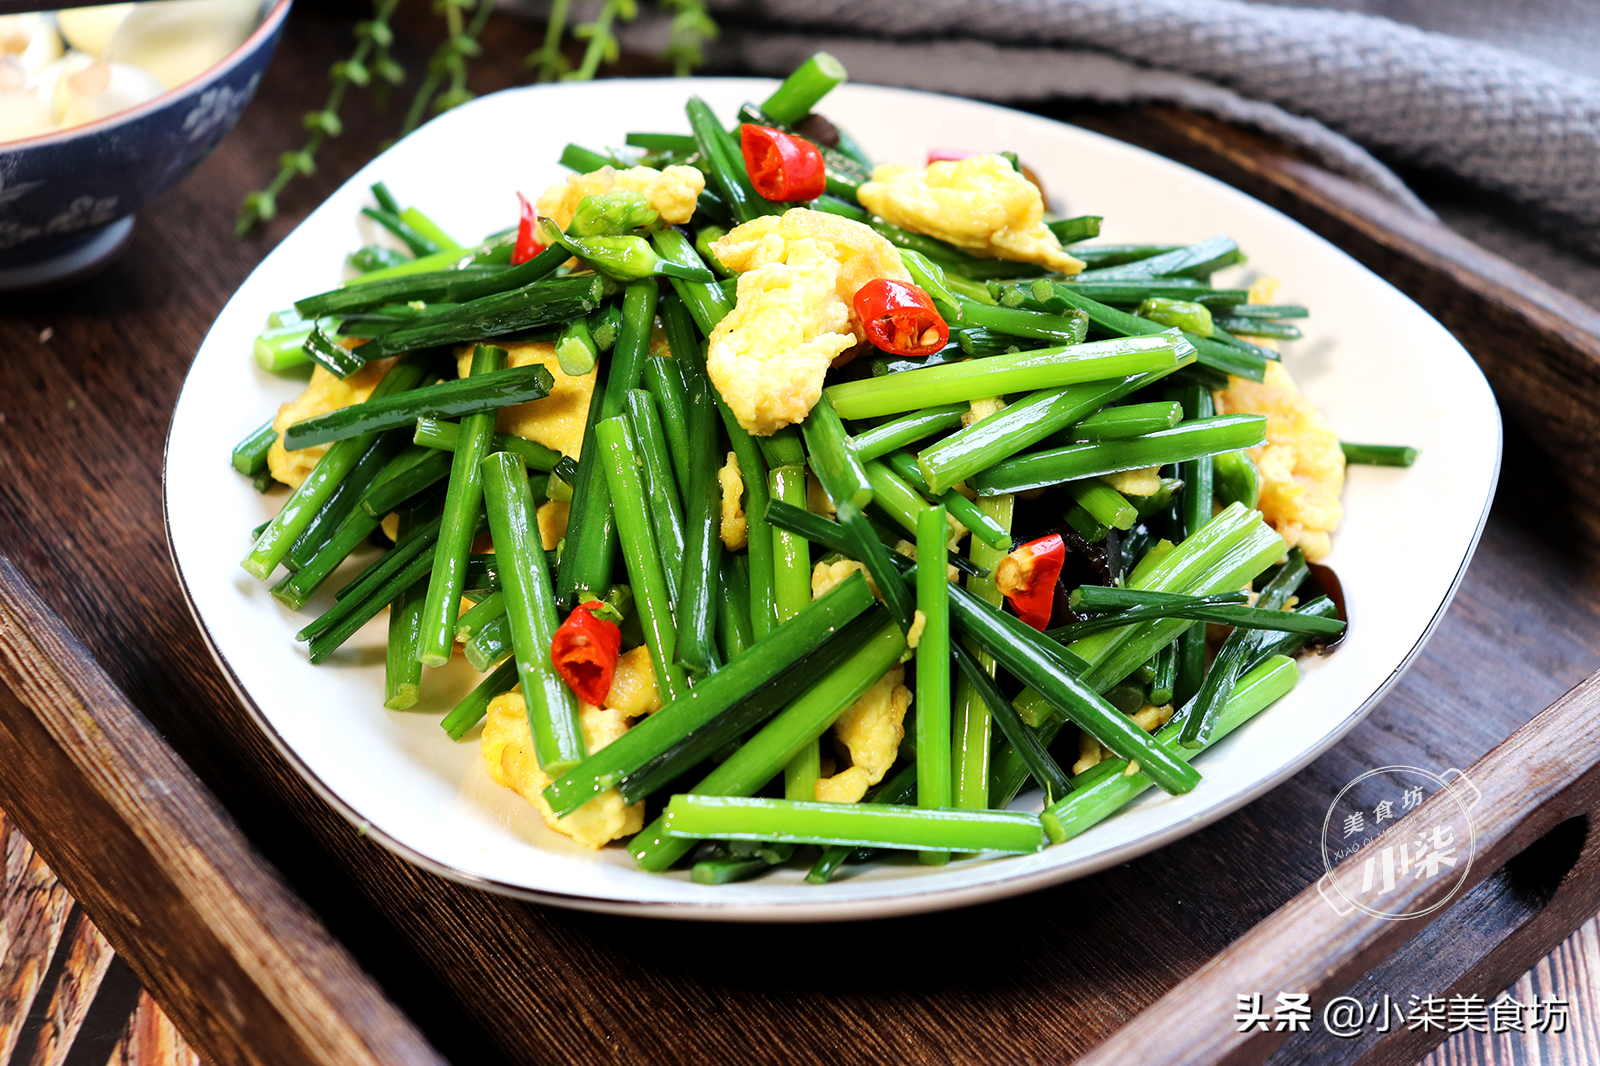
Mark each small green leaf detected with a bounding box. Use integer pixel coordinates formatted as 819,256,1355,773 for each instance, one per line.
303,109,343,136
451,33,482,57
356,18,392,46
280,150,316,176
427,52,455,78
244,189,276,221
433,87,475,113
333,58,370,86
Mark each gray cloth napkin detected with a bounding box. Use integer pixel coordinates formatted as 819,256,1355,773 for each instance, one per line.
693,0,1600,255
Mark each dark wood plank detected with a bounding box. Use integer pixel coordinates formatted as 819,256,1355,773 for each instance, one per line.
1075,667,1600,1065
0,815,73,1064
105,992,204,1066
0,555,446,1066
0,6,1598,1066
1424,915,1600,1066
24,905,115,1066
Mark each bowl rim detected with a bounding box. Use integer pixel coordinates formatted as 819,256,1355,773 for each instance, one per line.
0,0,293,151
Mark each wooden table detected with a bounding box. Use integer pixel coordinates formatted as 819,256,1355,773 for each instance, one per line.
5,5,1600,1065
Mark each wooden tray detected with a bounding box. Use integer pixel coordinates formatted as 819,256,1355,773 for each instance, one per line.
4,8,1600,1065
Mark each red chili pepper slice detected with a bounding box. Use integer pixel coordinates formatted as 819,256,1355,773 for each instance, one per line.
550,601,622,706
996,534,1067,631
927,149,979,164
740,124,827,202
853,279,950,357
511,191,546,265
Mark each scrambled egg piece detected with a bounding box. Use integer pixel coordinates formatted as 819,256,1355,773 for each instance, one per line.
536,164,705,229
1214,360,1345,561
857,155,1085,274
904,610,927,650
719,452,747,550
607,645,663,717
536,499,569,551
456,342,594,460
1249,276,1281,305
809,560,913,802
816,556,908,605
964,396,1006,428
708,209,910,436
813,558,869,600
267,358,394,488
482,688,643,848
1073,704,1174,776
1102,466,1163,497
479,642,660,849
816,663,913,804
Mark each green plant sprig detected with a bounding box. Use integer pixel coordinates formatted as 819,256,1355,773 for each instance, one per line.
366,4,408,109
399,0,496,138
658,0,718,76
236,0,401,237
525,0,574,81
567,0,637,83
236,0,719,237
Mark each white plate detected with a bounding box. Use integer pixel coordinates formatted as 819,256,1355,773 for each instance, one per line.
165,78,1500,921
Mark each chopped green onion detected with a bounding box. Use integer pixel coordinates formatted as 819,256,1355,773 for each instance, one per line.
1047,216,1102,244
384,510,428,710
760,51,848,127
827,332,1190,420
916,503,953,866
850,404,967,462
1068,402,1184,442
282,365,555,452
480,450,587,774
441,657,519,741
972,415,1267,496
596,416,691,703
1213,449,1261,509
232,419,276,477
800,393,874,510
1066,481,1137,530
254,325,314,373
418,345,507,667
1341,442,1418,467
411,416,571,476
662,795,1044,855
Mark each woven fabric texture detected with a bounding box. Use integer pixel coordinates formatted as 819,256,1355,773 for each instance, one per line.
706,0,1600,251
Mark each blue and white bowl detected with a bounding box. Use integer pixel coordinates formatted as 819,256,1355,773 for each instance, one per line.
0,0,291,290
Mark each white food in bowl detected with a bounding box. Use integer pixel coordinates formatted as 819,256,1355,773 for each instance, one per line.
0,13,63,74
57,2,134,56
40,48,97,118
0,57,54,139
56,58,164,126
0,0,262,144
105,0,258,89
